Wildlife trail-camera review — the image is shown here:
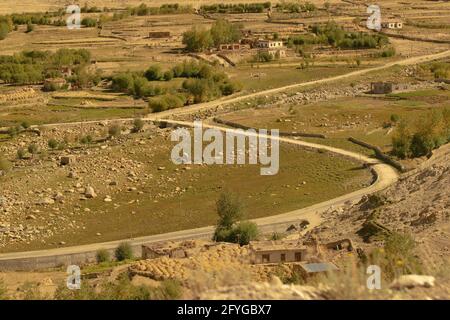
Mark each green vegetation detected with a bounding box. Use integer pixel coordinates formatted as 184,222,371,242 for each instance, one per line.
132,118,145,133
370,232,422,280
54,276,181,300
276,1,316,13
213,192,259,245
96,249,111,263
0,49,99,87
200,2,271,14
392,108,450,158
16,148,26,159
47,138,59,150
115,242,133,261
183,19,243,52
27,143,39,155
80,135,93,144
112,61,241,111
287,21,389,52
428,61,450,79
108,124,122,137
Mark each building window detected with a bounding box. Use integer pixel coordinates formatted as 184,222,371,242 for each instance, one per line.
295,252,302,262
262,254,270,263
280,253,286,262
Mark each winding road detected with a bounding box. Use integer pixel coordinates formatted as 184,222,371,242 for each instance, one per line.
0,49,448,270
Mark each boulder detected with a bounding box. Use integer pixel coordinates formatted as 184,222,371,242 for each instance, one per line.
60,156,75,166
85,186,97,199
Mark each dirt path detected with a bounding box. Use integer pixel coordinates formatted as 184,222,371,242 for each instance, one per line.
0,119,398,265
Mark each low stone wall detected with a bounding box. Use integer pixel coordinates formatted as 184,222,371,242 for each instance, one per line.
213,117,327,139
348,137,406,172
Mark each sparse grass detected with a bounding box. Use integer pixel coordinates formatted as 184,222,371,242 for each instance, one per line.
0,132,372,253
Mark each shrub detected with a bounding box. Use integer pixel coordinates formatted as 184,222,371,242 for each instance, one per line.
163,70,174,81
145,65,162,81
108,124,122,137
21,121,30,129
17,148,26,159
115,242,133,261
96,249,111,263
80,135,93,144
227,221,259,245
48,138,59,150
132,118,145,133
27,143,39,154
182,26,213,52
7,126,21,137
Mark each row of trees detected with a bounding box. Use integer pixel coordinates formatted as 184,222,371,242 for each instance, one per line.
392,108,450,159
275,1,317,13
182,19,243,52
309,21,389,49
200,2,271,14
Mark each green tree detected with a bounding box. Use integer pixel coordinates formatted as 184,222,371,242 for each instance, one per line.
115,242,133,261
182,26,213,52
210,19,242,46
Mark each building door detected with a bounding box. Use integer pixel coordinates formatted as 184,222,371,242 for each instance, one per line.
295,252,302,262
280,253,286,262
262,254,270,263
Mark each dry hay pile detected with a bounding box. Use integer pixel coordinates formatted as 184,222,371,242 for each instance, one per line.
130,242,255,283
0,87,39,103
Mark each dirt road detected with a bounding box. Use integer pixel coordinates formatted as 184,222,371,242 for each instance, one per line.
1,49,447,268
0,119,398,267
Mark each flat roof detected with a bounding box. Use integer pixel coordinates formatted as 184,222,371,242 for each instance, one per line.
300,262,338,273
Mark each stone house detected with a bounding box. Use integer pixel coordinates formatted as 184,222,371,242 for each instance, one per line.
250,240,308,264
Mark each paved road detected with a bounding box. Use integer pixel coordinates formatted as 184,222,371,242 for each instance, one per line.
1,49,446,265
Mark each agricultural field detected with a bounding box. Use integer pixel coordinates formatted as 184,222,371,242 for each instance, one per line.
219,87,450,153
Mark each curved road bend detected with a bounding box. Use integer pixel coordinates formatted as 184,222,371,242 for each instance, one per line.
3,49,446,265
0,119,398,264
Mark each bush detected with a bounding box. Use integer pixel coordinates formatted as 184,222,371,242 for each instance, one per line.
149,94,186,112
227,221,259,245
115,242,133,261
80,135,93,144
132,118,145,133
17,148,26,159
182,26,213,52
163,70,174,81
7,126,21,137
145,65,162,81
48,138,59,150
108,124,122,137
21,121,30,129
96,249,111,263
27,143,39,154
